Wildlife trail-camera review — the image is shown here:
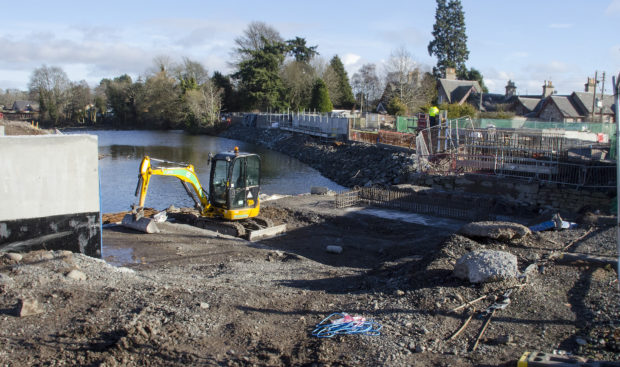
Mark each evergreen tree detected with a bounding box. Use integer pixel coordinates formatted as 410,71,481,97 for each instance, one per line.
285,37,318,63
309,78,333,112
212,71,236,111
387,96,407,116
329,55,355,109
233,40,289,111
427,0,469,78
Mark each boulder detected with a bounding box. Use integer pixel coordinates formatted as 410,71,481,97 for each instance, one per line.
66,269,87,281
453,250,519,283
18,298,43,317
326,245,343,254
4,253,23,262
311,186,329,195
458,221,531,241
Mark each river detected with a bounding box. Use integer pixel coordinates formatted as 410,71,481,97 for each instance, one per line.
67,130,344,213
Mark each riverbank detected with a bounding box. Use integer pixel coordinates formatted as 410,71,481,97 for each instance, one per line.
219,123,417,188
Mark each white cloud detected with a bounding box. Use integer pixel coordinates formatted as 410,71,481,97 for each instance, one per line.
606,0,620,15
342,53,361,66
524,61,574,77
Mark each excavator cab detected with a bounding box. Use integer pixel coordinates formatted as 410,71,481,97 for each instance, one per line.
209,148,261,220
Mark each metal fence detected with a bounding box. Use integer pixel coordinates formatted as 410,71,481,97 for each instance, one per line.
335,186,495,221
414,122,616,188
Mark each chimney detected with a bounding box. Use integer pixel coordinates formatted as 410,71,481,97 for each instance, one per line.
542,80,554,98
445,67,457,80
505,80,516,97
584,77,596,92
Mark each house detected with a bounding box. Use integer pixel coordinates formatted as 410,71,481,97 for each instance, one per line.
536,79,616,123
437,67,482,105
514,97,543,116
462,77,615,122
12,100,39,113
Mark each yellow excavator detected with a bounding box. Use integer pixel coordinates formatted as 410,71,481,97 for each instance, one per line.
122,147,285,240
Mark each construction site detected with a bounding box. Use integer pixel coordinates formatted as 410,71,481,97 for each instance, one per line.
1,118,619,366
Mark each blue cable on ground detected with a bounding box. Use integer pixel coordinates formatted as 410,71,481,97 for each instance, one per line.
311,313,382,338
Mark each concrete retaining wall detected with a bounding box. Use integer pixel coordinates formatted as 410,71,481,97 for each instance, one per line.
291,115,348,136
407,173,615,214
0,135,101,257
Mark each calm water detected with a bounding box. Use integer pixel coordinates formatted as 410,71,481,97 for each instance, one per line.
67,130,344,213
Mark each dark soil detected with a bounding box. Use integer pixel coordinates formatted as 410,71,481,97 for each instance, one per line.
1,194,618,366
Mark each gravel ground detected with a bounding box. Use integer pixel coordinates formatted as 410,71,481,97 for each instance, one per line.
1,194,618,366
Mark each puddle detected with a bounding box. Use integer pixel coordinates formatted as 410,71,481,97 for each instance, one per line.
345,207,465,231
103,246,138,267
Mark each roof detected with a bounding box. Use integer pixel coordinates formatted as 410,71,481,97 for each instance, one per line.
438,79,482,104
571,92,615,115
545,95,582,118
516,97,542,113
12,100,38,112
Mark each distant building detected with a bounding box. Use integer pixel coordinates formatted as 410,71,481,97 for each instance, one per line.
537,85,616,123
12,100,39,113
456,77,616,123
437,67,482,105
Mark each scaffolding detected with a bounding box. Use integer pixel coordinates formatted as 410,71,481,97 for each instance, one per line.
414,118,616,188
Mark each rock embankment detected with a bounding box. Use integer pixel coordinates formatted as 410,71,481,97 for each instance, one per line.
219,124,417,188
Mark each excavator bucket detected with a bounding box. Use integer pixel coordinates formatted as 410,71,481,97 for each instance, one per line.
121,207,160,234
121,214,160,233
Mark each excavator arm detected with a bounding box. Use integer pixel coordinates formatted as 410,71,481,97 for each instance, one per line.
136,156,211,214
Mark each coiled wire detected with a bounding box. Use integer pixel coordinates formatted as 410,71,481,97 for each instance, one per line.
311,313,382,338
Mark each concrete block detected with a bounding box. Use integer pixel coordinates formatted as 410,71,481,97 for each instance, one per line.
0,135,99,220
0,135,100,257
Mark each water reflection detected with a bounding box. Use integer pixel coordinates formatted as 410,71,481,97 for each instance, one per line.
68,130,344,213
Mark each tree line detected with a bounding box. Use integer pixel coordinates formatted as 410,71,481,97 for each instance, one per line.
5,0,482,128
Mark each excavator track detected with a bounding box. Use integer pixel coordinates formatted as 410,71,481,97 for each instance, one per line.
195,217,246,238
166,210,284,240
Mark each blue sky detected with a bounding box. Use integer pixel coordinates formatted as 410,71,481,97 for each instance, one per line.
1,0,619,96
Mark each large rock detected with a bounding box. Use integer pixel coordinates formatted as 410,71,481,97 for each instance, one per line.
453,250,519,283
458,221,531,241
18,298,44,317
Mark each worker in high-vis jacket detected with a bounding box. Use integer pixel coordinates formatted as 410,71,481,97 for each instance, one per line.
429,106,439,127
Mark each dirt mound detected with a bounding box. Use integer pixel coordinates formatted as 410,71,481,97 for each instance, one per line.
0,119,54,135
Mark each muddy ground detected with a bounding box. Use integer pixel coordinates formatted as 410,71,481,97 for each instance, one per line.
1,194,619,366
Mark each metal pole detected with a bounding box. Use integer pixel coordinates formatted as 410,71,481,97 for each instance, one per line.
614,73,620,291
592,71,598,122
600,72,606,122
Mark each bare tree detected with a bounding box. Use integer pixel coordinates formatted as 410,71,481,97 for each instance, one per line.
280,60,316,110
384,47,417,100
351,63,382,112
28,65,70,124
140,70,180,127
174,58,210,85
184,81,222,127
148,55,175,76
384,47,436,113
0,89,28,108
232,21,283,64
66,80,92,124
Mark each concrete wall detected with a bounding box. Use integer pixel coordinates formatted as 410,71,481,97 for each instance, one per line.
292,115,348,136
407,173,615,214
0,135,101,257
0,125,4,136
